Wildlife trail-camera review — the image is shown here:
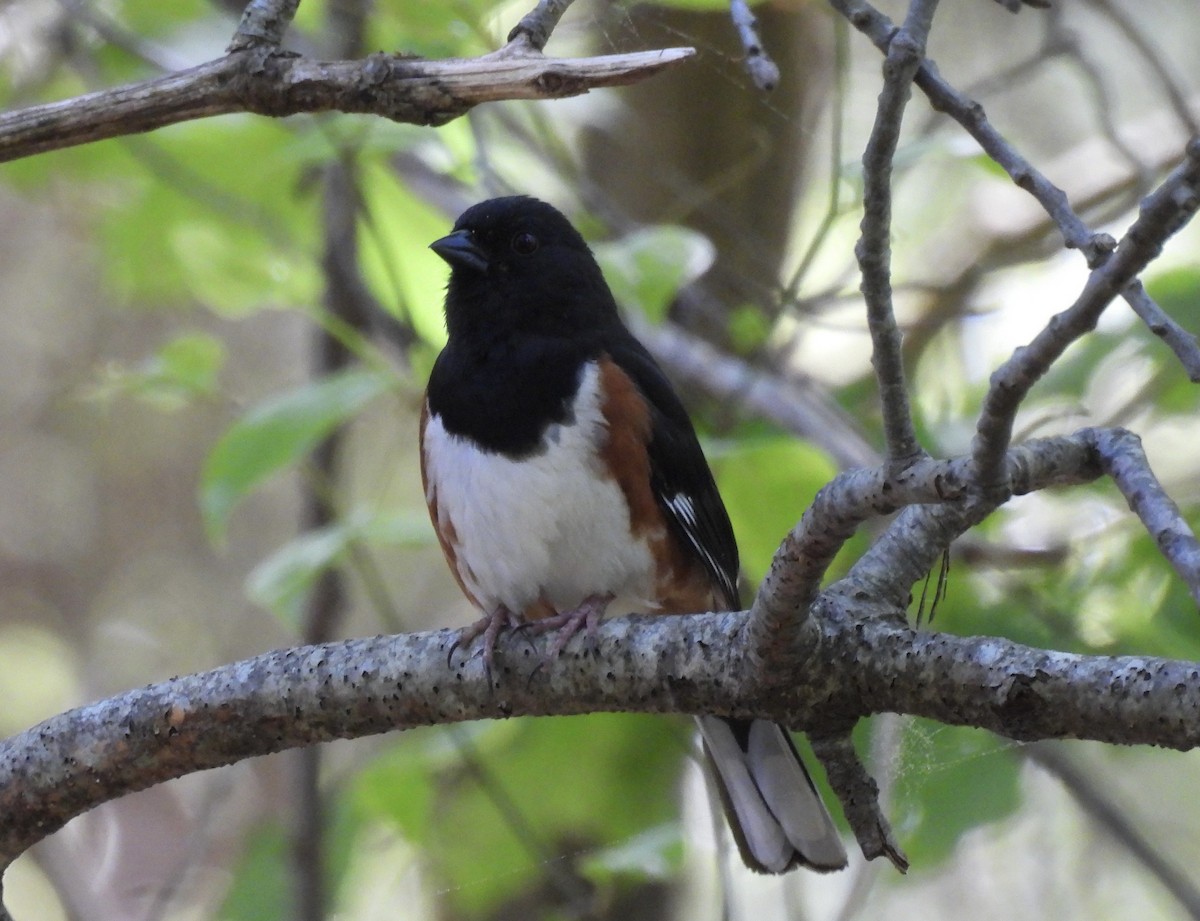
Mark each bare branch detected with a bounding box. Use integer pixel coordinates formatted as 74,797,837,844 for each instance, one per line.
729,0,781,91
1083,0,1200,138
628,316,880,470
830,0,1115,267
5,598,1200,873
1122,282,1200,382
1093,427,1200,606
972,142,1200,489
854,0,938,466
833,0,1200,389
507,0,577,52
810,731,908,871
228,0,302,51
748,432,1103,673
0,45,694,164
847,432,1103,604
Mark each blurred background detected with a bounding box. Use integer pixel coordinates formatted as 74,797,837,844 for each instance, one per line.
1,0,1200,918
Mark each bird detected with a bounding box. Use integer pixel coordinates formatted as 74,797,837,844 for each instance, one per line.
420,195,848,874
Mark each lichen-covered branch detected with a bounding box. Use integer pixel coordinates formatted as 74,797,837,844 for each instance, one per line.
4,596,1200,873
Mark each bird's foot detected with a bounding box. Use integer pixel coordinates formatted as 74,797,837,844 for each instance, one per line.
448,606,521,677
526,593,614,661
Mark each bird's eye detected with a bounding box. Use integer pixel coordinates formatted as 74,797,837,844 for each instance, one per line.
511,232,539,255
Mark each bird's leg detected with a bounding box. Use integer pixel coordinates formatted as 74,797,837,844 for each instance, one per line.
527,593,614,660
448,605,521,675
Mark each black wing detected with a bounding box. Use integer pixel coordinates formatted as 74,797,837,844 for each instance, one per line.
605,333,741,610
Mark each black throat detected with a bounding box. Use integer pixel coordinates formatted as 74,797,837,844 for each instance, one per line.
427,332,599,458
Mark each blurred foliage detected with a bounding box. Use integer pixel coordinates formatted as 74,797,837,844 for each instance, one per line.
3,0,1200,919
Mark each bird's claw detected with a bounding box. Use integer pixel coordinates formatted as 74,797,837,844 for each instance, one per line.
448,606,521,678
526,593,613,661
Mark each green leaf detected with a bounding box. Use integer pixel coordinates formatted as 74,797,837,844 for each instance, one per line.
247,509,433,629
219,824,287,921
95,118,321,311
358,161,463,346
86,331,225,409
351,715,686,918
200,369,391,542
594,225,715,323
1145,264,1200,330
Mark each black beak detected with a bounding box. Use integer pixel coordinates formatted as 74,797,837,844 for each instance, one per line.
430,230,489,273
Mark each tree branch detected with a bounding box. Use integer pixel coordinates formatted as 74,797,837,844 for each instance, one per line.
1093,427,1200,606
628,316,880,470
1122,281,1200,382
228,0,302,51
854,0,938,467
832,0,1200,385
810,731,908,871
729,0,781,91
0,42,694,163
746,429,1105,675
972,141,1200,489
4,597,1200,873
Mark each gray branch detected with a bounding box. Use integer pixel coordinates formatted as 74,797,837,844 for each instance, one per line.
972,142,1200,490
1093,427,1200,606
507,0,577,52
729,0,781,91
228,0,302,51
1122,281,1200,382
854,0,938,467
4,591,1200,874
811,731,908,871
832,0,1200,385
0,41,694,164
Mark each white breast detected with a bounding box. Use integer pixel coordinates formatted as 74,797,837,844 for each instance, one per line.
423,361,656,617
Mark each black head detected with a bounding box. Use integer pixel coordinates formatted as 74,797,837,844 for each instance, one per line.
430,196,620,344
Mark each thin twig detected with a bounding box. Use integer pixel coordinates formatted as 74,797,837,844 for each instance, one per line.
1091,427,1200,606
448,727,595,912
854,0,939,466
972,141,1200,490
780,15,849,307
810,731,908,871
729,0,780,91
228,0,302,51
628,316,880,470
1084,0,1200,138
1052,19,1152,195
830,0,1114,266
506,0,576,52
1122,281,1200,382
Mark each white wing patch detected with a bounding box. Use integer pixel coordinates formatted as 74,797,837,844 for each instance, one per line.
666,491,737,606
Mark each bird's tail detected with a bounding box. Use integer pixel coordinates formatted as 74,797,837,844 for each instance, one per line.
695,715,848,874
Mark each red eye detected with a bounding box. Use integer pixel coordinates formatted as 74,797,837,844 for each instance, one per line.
511,232,539,255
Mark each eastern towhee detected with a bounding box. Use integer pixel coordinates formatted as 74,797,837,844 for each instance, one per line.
421,195,847,874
